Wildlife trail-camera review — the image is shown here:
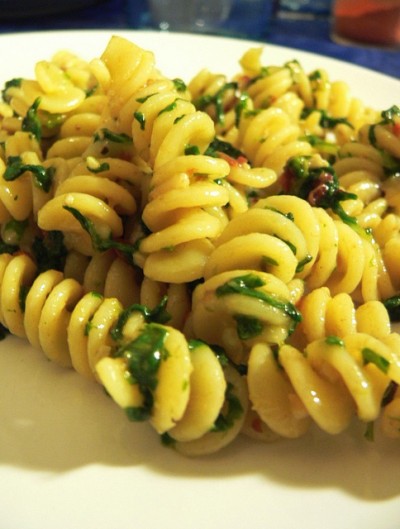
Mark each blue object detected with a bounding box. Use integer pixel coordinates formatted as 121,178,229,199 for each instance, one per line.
0,0,397,78
275,0,332,17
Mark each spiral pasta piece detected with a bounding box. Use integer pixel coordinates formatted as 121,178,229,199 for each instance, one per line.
0,251,247,454
67,249,192,330
188,68,239,137
96,335,248,455
0,253,81,367
191,269,301,364
100,35,160,121
137,105,232,282
204,195,316,284
235,106,313,175
0,35,400,457
248,331,400,438
6,59,87,117
296,286,392,344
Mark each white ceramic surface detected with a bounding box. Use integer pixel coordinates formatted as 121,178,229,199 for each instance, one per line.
0,30,399,529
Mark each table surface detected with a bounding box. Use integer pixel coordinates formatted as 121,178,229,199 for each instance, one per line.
0,0,398,79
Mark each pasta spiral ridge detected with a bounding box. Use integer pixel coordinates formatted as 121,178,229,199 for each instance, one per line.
0,140,49,223
191,268,302,365
65,249,192,331
295,286,393,345
135,92,233,282
235,105,313,175
0,251,248,455
247,331,400,439
36,147,144,257
187,68,238,137
204,194,318,284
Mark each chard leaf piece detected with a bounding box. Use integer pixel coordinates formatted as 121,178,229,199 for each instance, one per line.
234,314,263,340
325,335,344,347
32,231,67,272
216,273,302,331
2,77,22,102
362,347,390,374
22,97,42,141
111,296,171,342
4,156,54,192
211,382,243,432
94,128,132,144
193,81,238,125
383,295,400,322
62,205,136,263
204,137,245,160
118,324,170,421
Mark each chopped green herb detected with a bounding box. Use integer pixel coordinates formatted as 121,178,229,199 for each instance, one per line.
184,144,200,155
32,230,67,272
383,295,400,322
281,156,364,234
325,335,344,346
309,70,322,81
117,323,170,421
22,97,42,141
234,314,263,340
2,77,22,103
4,156,54,193
126,406,152,422
300,133,339,157
295,254,313,273
85,84,98,98
42,111,65,130
188,338,207,350
136,93,156,104
234,92,251,127
86,161,110,174
84,319,94,336
62,205,137,263
172,78,187,92
263,206,295,222
94,128,132,144
369,105,400,148
193,81,238,125
3,218,28,244
261,255,279,268
211,382,243,432
158,100,177,116
301,108,353,130
111,296,170,342
90,291,103,299
19,284,29,312
160,431,176,446
216,273,302,332
204,137,245,160
362,347,390,374
214,345,230,367
133,111,146,130
381,105,400,124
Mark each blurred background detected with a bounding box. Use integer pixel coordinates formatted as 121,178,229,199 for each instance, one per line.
0,0,398,77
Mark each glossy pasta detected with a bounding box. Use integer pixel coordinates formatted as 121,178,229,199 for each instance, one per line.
0,35,399,456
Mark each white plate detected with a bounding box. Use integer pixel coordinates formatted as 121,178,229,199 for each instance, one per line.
0,30,400,529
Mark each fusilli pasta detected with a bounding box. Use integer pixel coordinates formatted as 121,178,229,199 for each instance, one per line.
1,35,399,456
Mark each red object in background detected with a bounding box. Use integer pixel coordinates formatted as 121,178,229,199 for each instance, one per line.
333,0,400,46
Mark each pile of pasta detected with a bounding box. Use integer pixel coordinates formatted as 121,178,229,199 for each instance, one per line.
0,35,399,456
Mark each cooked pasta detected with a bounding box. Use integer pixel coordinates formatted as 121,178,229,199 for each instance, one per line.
0,34,399,456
